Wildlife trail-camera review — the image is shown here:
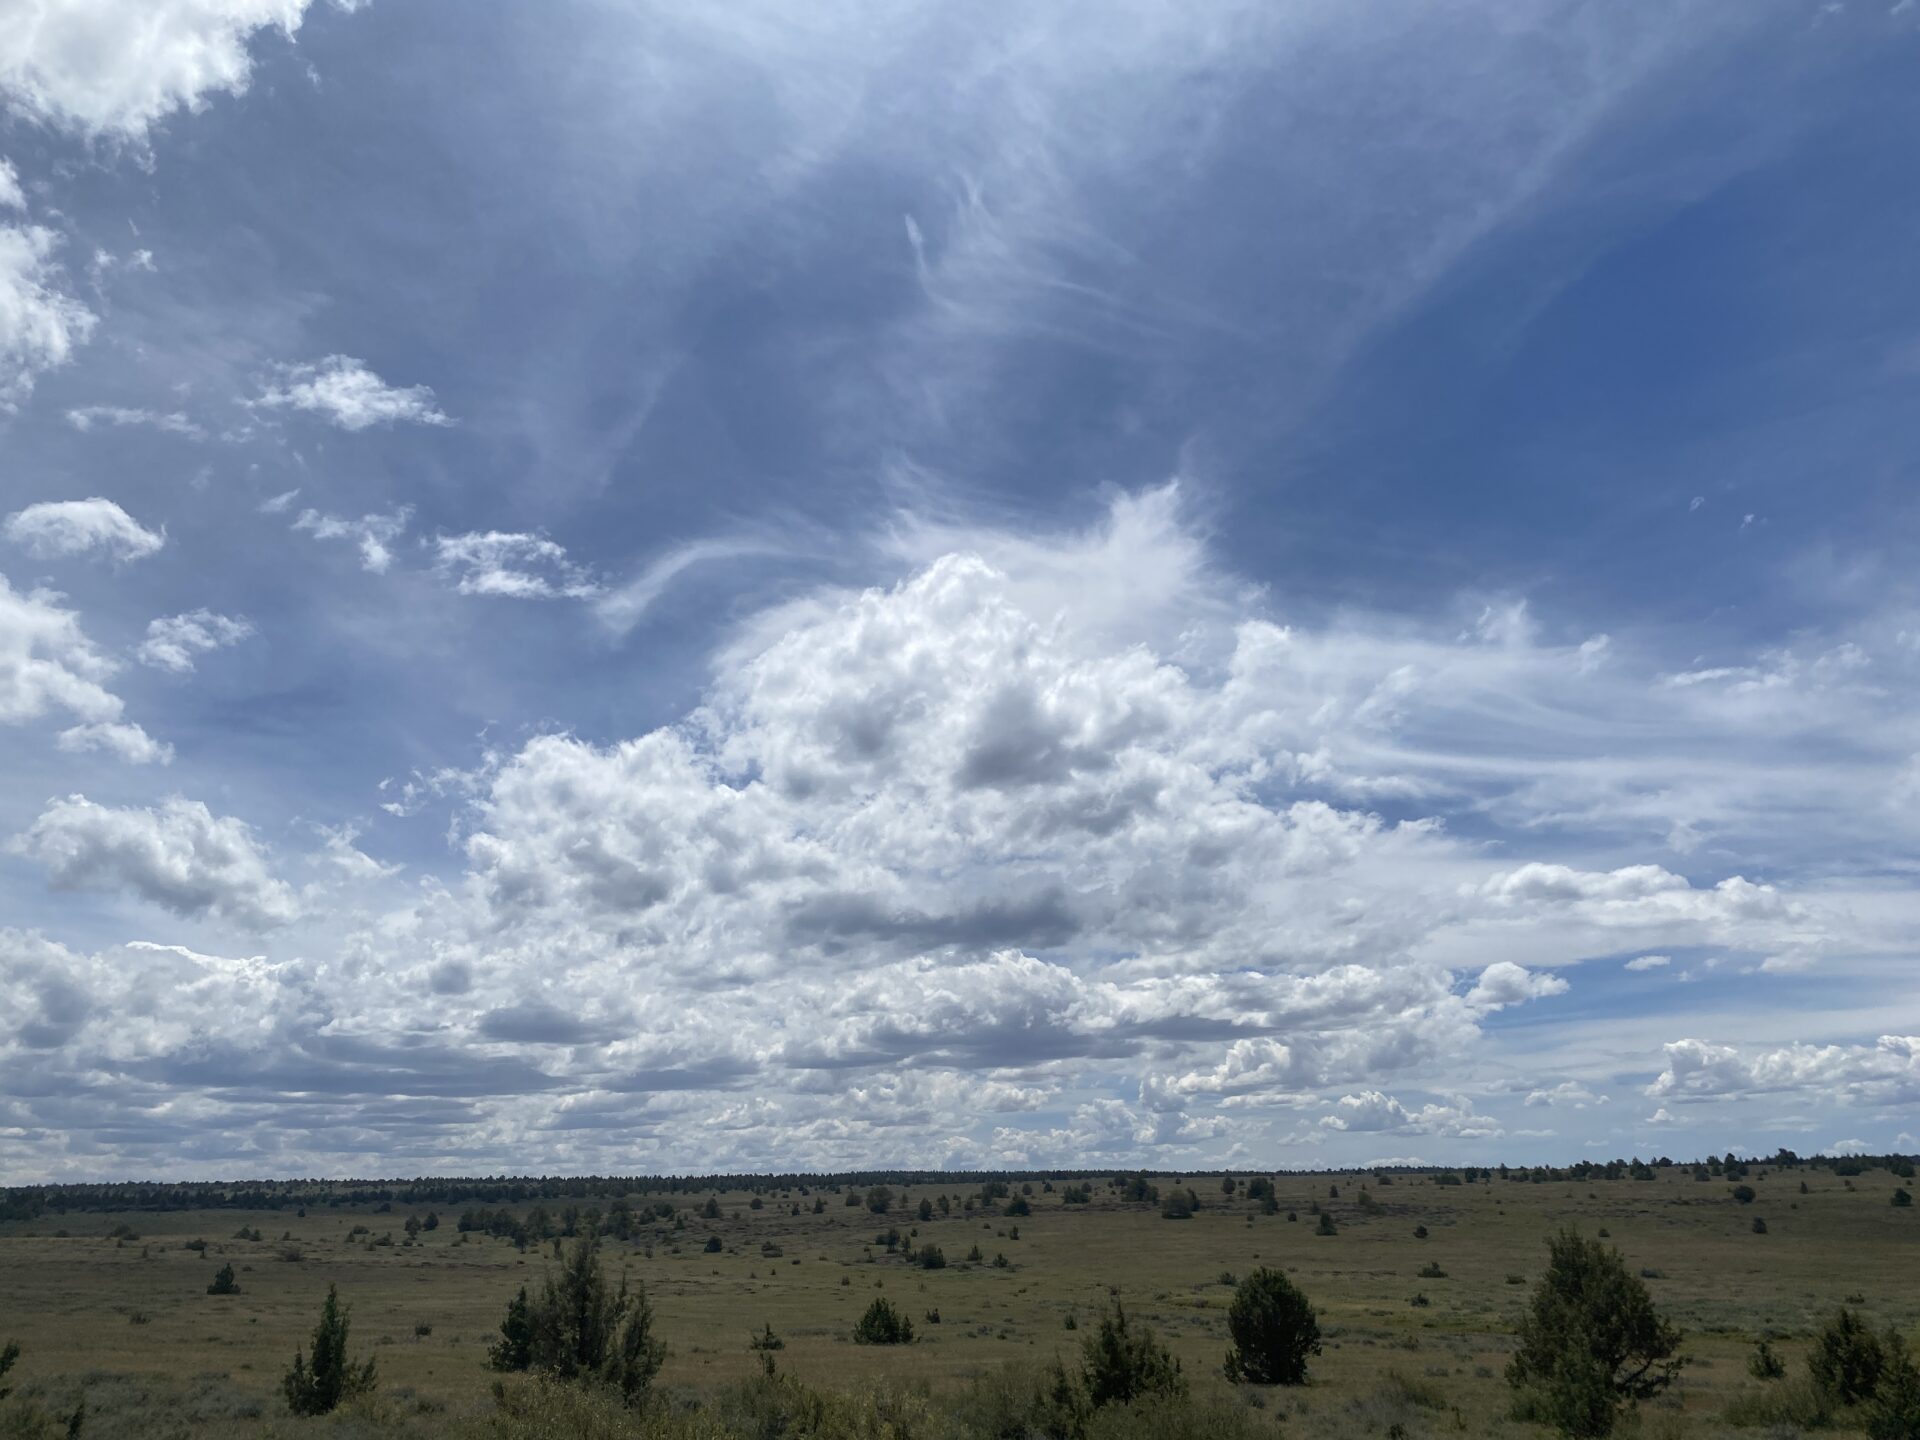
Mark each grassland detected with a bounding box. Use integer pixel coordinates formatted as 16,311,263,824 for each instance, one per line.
1,1163,1915,1438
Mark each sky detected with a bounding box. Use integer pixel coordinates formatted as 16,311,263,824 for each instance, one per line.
1,0,1918,1183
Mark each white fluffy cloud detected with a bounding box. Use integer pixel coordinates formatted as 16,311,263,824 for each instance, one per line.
257,355,449,430
3,488,1913,1174
0,573,118,725
0,1,361,142
56,720,172,765
10,794,297,929
431,531,599,599
1647,1035,1920,1107
136,609,254,673
5,497,164,561
0,216,95,410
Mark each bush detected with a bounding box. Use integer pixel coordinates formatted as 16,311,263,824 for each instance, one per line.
1749,1339,1787,1381
485,1231,665,1406
1867,1332,1920,1440
1417,1261,1447,1279
1006,1195,1031,1217
1751,1216,1769,1234
1506,1228,1685,1437
1810,1307,1886,1406
1222,1268,1320,1385
1732,1185,1757,1204
703,1235,723,1254
1082,1302,1186,1408
1315,1211,1336,1236
207,1262,240,1295
1895,1188,1913,1209
0,1339,17,1402
283,1284,377,1416
917,1245,946,1270
852,1297,913,1345
1160,1189,1196,1221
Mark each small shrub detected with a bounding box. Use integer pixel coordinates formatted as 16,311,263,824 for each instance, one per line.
1082,1302,1186,1407
1810,1307,1886,1406
1894,1188,1913,1209
703,1235,723,1254
1866,1332,1920,1440
918,1245,946,1270
1413,1225,1429,1240
1409,1293,1430,1308
1749,1339,1787,1381
207,1262,240,1295
1732,1185,1757,1205
1417,1261,1447,1279
1315,1212,1337,1236
1751,1216,1769,1234
852,1297,914,1345
749,1322,784,1351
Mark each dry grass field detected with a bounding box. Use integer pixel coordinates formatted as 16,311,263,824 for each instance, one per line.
1,1163,1915,1438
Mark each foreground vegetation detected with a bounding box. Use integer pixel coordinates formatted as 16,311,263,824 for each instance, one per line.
2,1153,1915,1438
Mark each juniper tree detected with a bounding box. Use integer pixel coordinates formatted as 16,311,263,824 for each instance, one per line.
283,1285,376,1416
1223,1268,1321,1385
1506,1229,1684,1437
1081,1301,1186,1408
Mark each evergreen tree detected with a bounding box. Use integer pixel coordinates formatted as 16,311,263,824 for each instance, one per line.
1506,1229,1684,1437
487,1286,534,1371
1081,1301,1186,1408
1223,1268,1322,1385
283,1285,376,1416
206,1263,239,1295
1811,1307,1886,1406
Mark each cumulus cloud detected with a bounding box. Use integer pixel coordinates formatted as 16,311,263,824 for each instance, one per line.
291,506,410,572
256,355,450,430
136,609,254,674
0,1,365,143
11,795,298,929
430,531,599,599
2,487,1911,1173
56,720,172,765
0,574,119,725
4,497,164,561
1647,1035,1920,1107
1466,961,1568,1011
1524,1080,1608,1109
0,216,96,409
1624,953,1671,971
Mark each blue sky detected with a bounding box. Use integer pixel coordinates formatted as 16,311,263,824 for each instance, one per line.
1,0,1917,1181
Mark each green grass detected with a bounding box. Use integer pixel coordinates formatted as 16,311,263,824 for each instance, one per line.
1,1166,1915,1437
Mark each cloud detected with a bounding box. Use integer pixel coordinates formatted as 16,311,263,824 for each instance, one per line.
0,158,21,211
256,355,450,430
66,405,204,438
1317,1089,1500,1138
1625,953,1672,971
1524,1080,1608,1109
11,795,298,929
291,506,410,572
0,574,119,725
1466,961,1568,1011
0,217,96,410
595,537,781,633
430,531,599,599
0,1,364,143
136,610,254,674
55,720,172,765
1647,1035,1920,1107
4,498,164,561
